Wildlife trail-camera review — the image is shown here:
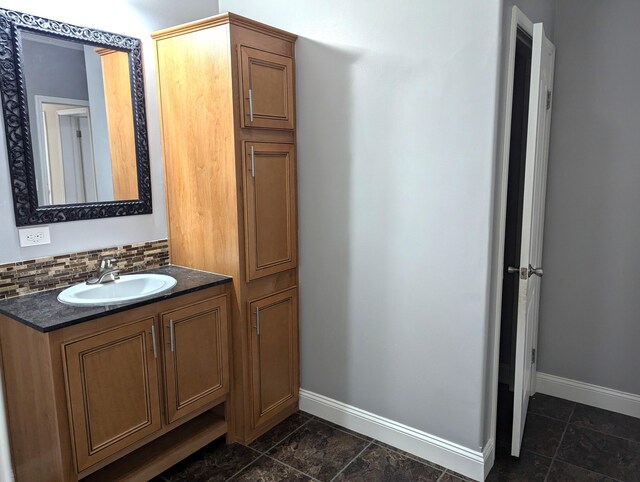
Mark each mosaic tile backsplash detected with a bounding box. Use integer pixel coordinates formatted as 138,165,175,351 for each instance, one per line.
0,239,169,300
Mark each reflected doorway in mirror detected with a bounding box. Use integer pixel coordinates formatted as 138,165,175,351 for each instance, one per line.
34,96,100,205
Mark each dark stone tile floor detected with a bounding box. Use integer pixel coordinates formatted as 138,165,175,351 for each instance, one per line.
493,387,640,481
156,393,640,482
156,411,458,482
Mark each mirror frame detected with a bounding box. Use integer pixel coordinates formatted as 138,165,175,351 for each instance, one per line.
0,8,152,226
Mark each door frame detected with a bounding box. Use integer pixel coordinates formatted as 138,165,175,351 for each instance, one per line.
34,95,92,205
485,5,536,458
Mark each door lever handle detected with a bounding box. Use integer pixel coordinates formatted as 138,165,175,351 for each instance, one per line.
507,265,543,279
528,265,543,278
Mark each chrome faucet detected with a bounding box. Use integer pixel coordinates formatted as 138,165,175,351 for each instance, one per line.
87,257,120,284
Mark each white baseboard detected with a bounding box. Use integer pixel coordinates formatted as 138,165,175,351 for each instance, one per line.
299,389,494,481
536,372,640,418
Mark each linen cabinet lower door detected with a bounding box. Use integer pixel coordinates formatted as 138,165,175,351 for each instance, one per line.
249,288,299,430
162,296,229,424
63,318,162,472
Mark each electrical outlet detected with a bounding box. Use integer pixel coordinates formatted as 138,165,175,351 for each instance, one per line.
18,226,51,247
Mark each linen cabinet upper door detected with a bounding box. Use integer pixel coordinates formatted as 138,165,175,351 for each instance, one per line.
244,142,297,281
239,46,294,130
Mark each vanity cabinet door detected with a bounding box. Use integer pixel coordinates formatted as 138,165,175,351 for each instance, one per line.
243,142,297,281
63,317,162,472
161,296,229,424
249,288,299,430
239,46,295,130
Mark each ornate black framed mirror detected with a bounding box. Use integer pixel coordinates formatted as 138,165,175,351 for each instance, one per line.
0,8,152,226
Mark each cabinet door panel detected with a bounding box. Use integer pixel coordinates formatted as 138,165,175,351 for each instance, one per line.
239,46,294,130
64,318,161,472
162,296,229,424
243,142,297,281
98,48,137,200
249,288,299,430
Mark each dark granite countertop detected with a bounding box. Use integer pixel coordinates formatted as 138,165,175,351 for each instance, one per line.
0,265,232,333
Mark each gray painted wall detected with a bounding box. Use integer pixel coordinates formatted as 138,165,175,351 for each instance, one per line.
22,39,90,203
219,0,502,450
84,45,115,201
0,0,219,264
537,0,640,395
23,39,89,103
502,0,556,41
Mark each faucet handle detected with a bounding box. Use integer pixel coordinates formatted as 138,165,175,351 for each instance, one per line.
99,256,117,269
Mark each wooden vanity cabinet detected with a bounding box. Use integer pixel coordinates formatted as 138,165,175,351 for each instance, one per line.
153,13,300,445
0,286,230,482
161,297,229,424
64,317,162,472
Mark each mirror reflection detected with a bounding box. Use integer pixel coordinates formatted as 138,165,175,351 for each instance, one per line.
21,31,139,206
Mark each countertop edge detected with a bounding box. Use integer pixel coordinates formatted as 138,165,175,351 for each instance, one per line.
0,269,232,333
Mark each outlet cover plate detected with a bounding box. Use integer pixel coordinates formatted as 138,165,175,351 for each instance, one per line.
18,226,51,247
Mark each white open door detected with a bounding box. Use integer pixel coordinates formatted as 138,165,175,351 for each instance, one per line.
511,22,555,457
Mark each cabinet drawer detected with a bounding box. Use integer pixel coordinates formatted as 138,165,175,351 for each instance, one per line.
243,141,297,281
239,45,295,130
249,288,299,430
63,317,162,472
161,296,229,424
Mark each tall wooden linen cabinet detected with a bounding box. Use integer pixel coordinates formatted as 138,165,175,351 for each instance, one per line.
152,13,299,444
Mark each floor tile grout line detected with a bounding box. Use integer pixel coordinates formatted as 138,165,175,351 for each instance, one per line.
370,441,445,472
527,409,575,424
247,445,266,456
313,416,373,442
516,447,554,460
261,452,323,481
435,469,448,482
224,452,266,482
543,403,575,482
548,459,626,482
568,422,640,446
255,415,316,454
328,440,373,482
567,402,577,424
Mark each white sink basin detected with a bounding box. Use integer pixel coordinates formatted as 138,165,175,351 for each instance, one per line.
58,274,177,307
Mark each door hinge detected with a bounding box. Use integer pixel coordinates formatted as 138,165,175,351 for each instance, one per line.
76,130,82,138
546,90,552,110
531,348,537,365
